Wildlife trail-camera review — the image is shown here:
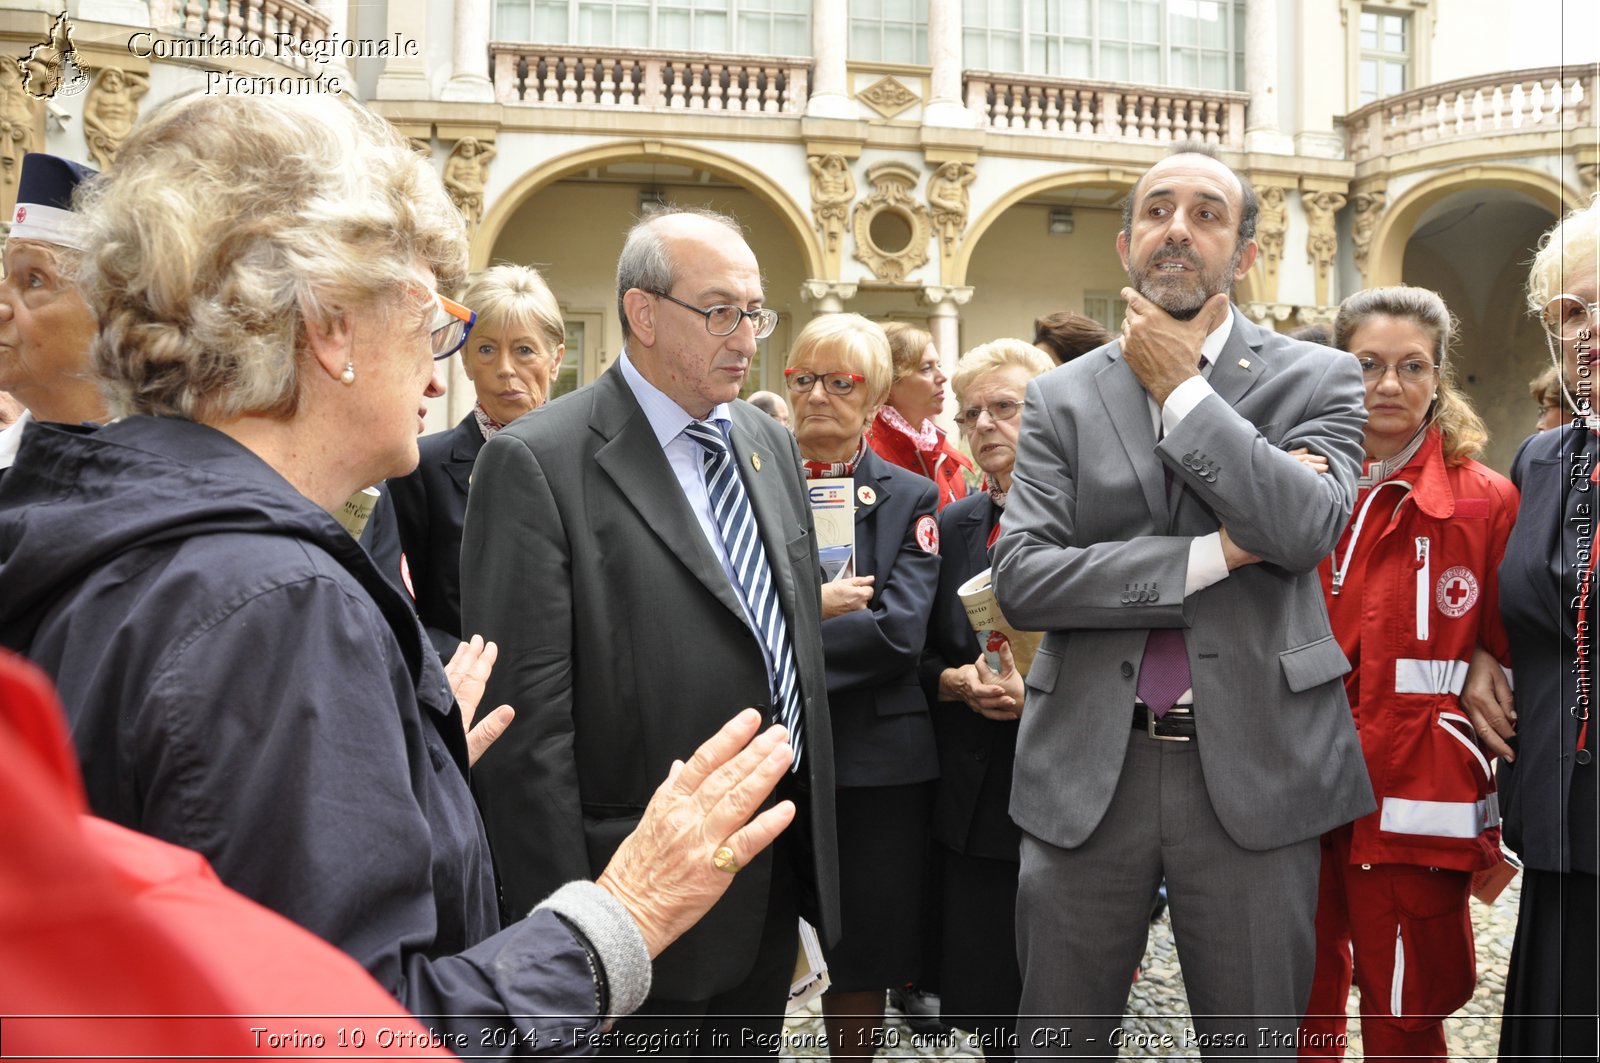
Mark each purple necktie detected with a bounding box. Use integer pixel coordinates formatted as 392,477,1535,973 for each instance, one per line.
1139,415,1193,717
1138,628,1190,718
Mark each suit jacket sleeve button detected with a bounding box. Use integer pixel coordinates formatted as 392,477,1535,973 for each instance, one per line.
1121,661,1134,678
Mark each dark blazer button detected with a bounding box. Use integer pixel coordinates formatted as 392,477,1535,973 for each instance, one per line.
974,748,989,762
1121,661,1134,678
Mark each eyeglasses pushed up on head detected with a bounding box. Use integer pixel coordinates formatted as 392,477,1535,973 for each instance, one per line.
649,289,779,339
431,292,477,360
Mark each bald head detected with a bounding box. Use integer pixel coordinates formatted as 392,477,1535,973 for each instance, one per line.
615,208,752,342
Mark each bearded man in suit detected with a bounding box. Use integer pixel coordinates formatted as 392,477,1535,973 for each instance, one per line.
462,209,838,1054
993,145,1373,1055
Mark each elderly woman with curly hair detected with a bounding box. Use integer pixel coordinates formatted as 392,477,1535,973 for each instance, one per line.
386,264,565,656
0,92,794,1053
923,338,1053,1059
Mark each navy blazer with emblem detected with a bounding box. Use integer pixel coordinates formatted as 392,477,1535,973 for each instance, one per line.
923,491,1023,861
821,448,942,787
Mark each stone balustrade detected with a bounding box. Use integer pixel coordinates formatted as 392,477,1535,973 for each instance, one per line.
1343,65,1594,162
963,70,1248,147
490,45,810,113
157,1,331,74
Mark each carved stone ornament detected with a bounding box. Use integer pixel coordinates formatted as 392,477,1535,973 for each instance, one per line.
808,153,856,255
1350,189,1386,278
1254,185,1288,295
83,67,150,170
1302,189,1346,306
850,162,932,282
0,61,39,194
443,136,497,233
926,161,976,259
857,76,919,119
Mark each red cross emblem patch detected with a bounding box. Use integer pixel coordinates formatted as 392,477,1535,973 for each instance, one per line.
915,514,940,555
1435,566,1478,618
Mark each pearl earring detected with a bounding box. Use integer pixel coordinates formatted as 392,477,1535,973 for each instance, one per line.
340,362,356,385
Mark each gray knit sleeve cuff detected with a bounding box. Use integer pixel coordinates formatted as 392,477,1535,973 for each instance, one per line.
534,881,653,1020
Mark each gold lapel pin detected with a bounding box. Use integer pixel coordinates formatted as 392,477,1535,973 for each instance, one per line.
1237,358,1252,369
751,452,762,472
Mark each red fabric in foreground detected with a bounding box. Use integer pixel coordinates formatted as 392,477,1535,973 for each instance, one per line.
0,649,453,1060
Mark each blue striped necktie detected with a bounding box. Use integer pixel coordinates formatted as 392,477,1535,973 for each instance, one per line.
684,419,804,768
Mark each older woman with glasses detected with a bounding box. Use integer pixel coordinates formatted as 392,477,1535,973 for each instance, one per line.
785,313,941,1063
921,338,1052,1059
0,92,796,1052
1295,287,1516,1061
385,265,565,657
1466,196,1600,1061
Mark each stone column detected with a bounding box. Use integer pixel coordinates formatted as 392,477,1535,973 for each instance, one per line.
807,0,854,119
443,0,495,101
924,0,974,128
800,280,859,315
1243,0,1292,154
313,0,352,84
920,285,974,432
374,0,431,101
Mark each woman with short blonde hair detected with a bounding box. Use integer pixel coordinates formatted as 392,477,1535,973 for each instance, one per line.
924,336,1052,1058
784,312,942,1063
385,262,567,656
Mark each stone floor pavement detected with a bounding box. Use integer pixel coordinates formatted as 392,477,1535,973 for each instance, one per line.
780,875,1519,1060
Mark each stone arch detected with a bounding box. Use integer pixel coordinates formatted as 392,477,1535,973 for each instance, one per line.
474,140,824,278
1366,165,1578,287
952,167,1144,287
954,166,1263,305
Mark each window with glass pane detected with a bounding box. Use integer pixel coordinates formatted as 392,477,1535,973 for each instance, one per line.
850,0,930,64
553,320,584,401
496,1,808,56
1083,292,1129,334
966,1,1238,88
1357,7,1409,104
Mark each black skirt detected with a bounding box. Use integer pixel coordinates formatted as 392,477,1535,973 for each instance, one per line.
823,782,934,992
1498,868,1598,1061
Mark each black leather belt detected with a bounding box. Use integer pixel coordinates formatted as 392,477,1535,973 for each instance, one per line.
1132,703,1196,741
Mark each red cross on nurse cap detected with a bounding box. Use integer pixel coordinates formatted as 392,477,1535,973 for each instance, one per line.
9,153,98,252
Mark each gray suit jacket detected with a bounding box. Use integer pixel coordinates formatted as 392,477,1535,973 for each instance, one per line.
993,309,1375,852
460,363,839,997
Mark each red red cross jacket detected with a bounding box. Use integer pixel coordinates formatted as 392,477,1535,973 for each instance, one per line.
867,408,973,511
1319,428,1519,872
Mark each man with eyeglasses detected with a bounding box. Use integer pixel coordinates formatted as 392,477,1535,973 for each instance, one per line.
992,144,1371,1055
462,207,838,1056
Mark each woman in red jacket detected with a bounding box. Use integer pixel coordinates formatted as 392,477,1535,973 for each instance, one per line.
867,321,972,509
1298,287,1517,1061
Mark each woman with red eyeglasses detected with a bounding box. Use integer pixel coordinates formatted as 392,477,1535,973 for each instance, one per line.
785,313,941,1063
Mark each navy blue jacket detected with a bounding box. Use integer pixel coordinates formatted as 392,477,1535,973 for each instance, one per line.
0,417,610,1049
386,414,484,658
1499,424,1599,875
923,492,1023,862
821,449,941,787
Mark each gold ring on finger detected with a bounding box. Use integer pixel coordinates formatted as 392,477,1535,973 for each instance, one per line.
712,845,741,875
